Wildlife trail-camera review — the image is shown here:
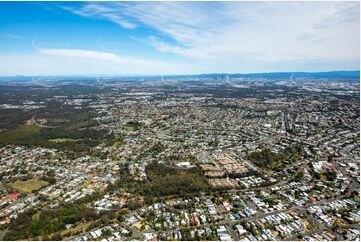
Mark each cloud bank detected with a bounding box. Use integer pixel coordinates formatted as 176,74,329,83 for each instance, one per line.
67,1,360,64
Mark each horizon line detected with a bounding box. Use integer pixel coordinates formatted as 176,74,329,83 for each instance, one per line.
0,70,360,78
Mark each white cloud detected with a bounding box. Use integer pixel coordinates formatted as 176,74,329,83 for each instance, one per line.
66,1,360,66
0,48,201,76
39,48,121,62
63,3,136,29
37,47,177,68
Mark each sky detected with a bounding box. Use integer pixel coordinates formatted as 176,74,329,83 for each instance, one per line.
0,1,359,76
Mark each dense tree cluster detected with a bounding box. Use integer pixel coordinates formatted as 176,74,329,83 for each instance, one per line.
247,145,303,171
141,162,210,197
4,206,99,240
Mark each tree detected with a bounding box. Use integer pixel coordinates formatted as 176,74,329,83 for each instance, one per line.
101,215,110,225
325,171,337,181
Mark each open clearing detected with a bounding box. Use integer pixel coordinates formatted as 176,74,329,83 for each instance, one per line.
9,179,49,193
48,137,81,143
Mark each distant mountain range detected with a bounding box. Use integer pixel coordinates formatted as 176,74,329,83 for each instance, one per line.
172,70,360,79
0,70,359,82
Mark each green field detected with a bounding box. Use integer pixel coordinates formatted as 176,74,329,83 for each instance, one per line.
0,125,41,144
9,179,49,193
48,137,80,143
120,125,136,132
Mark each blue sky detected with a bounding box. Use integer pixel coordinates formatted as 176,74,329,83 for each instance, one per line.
0,1,359,75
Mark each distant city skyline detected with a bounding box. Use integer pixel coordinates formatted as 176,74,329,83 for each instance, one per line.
0,1,359,75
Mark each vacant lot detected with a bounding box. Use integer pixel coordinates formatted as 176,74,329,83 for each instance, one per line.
9,179,49,193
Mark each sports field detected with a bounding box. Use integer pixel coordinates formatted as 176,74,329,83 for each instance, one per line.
9,179,49,193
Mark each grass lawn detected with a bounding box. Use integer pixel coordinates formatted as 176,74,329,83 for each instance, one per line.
119,125,136,132
111,140,123,147
9,179,49,193
0,125,41,144
48,137,80,143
